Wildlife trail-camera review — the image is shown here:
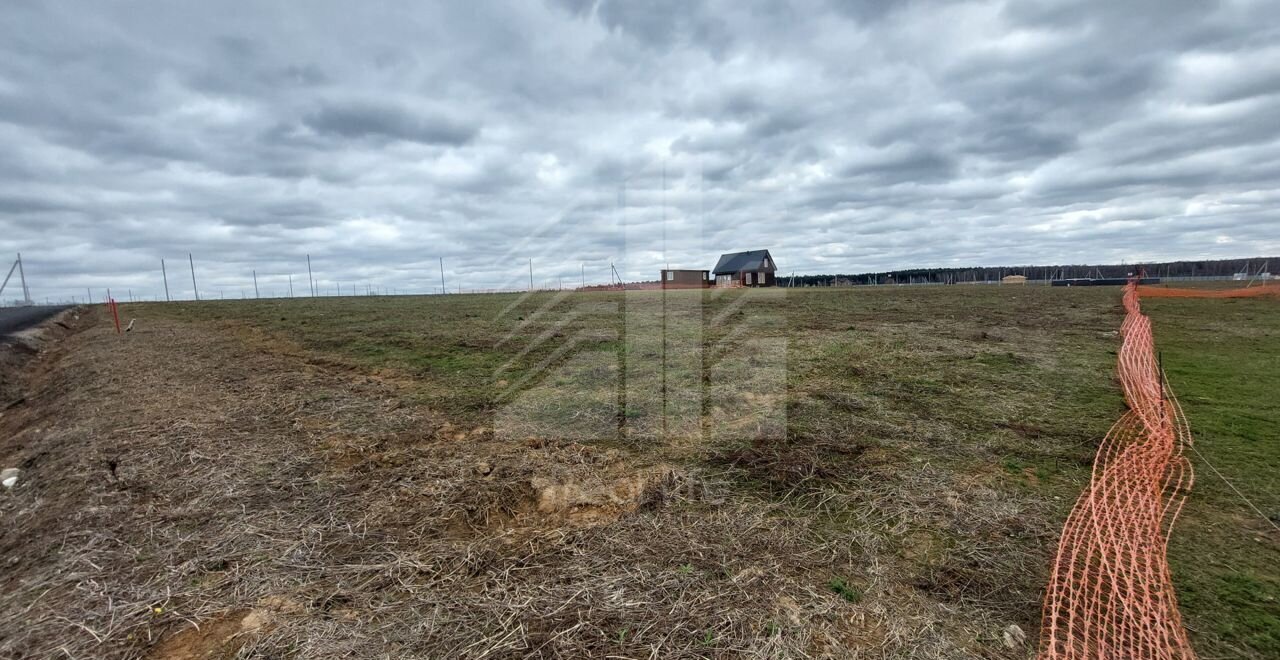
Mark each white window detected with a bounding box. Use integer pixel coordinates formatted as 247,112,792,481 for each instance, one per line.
746,272,754,284
667,271,674,281
763,258,770,268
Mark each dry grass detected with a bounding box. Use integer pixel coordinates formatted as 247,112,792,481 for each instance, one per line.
0,286,1138,658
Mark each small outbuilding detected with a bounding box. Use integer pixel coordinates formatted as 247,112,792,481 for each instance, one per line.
660,269,711,289
712,249,777,287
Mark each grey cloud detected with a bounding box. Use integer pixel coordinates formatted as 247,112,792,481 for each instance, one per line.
591,0,732,52
962,120,1078,163
1,0,1278,302
302,100,479,145
840,145,958,184
220,200,331,229
0,193,71,215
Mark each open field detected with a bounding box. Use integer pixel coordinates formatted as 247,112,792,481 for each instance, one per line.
0,286,1275,658
1145,295,1280,657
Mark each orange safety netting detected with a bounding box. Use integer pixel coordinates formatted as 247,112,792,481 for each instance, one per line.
1040,280,1197,659
1136,283,1280,298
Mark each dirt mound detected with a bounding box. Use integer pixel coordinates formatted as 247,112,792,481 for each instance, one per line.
148,609,267,660
358,434,689,539
148,595,305,659
530,466,681,525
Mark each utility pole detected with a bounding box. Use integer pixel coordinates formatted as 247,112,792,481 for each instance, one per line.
188,253,199,301
16,253,30,304
1,255,31,304
161,259,171,301
87,287,92,303
307,254,315,296
661,160,667,274
288,274,294,297
252,270,259,298
529,258,534,291
440,257,446,295
581,263,585,289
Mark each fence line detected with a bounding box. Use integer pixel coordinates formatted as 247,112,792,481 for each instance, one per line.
1,260,1272,308
1039,280,1196,659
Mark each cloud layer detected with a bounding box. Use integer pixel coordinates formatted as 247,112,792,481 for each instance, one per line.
1,0,1278,301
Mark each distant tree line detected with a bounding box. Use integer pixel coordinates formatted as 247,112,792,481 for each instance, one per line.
781,257,1276,287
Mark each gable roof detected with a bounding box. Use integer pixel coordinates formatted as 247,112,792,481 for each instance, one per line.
712,249,776,275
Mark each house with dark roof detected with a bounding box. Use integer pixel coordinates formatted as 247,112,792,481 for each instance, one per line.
712,249,777,287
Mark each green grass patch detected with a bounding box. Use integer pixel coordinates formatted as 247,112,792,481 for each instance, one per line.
829,577,863,603
1145,296,1280,659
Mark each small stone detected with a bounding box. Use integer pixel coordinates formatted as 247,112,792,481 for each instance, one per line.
1,467,19,489
1002,623,1027,649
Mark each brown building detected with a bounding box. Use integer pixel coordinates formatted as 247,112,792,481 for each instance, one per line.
712,249,777,287
660,269,711,289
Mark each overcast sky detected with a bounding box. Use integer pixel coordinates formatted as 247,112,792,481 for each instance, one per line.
2,0,1278,301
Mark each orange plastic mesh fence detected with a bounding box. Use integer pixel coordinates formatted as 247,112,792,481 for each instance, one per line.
1137,283,1280,298
1039,281,1197,659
